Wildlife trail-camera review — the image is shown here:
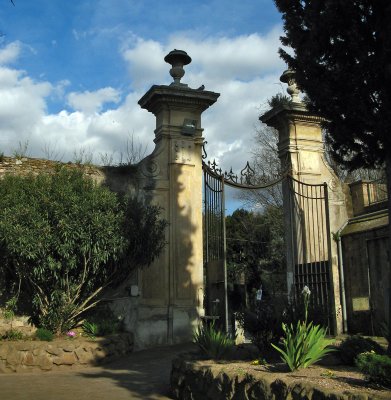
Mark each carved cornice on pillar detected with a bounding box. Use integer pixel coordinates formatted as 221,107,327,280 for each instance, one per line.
138,85,220,115
260,102,324,129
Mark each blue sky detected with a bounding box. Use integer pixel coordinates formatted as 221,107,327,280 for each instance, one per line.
0,0,287,213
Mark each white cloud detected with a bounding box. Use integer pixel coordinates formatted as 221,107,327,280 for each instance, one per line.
67,87,122,114
120,28,286,171
121,37,167,90
0,66,52,151
0,28,288,175
0,41,22,65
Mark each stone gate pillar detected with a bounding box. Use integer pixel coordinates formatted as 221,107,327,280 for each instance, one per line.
261,70,347,334
135,50,219,347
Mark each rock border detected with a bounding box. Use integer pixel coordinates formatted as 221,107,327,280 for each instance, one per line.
170,356,391,400
0,333,133,373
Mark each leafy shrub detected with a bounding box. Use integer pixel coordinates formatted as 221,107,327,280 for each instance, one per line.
356,352,391,387
2,296,18,322
338,335,385,365
0,169,167,333
2,329,24,340
35,328,54,341
85,306,124,336
237,300,283,353
82,320,99,338
96,319,121,335
272,286,334,371
193,322,235,360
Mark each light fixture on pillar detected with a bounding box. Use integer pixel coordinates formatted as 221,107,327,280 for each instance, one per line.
280,69,301,103
164,49,192,86
181,118,197,136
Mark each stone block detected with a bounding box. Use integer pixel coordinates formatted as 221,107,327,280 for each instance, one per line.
75,348,94,364
46,345,62,356
0,343,10,358
53,352,76,365
94,348,108,361
270,379,288,399
22,352,36,366
36,354,53,370
6,349,24,366
14,343,32,351
291,383,314,400
62,343,75,352
0,359,8,373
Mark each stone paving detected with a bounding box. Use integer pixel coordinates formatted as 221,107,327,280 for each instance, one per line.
0,342,195,400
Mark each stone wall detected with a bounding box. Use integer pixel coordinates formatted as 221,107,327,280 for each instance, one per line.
0,315,36,337
0,333,133,373
0,155,139,193
170,356,391,400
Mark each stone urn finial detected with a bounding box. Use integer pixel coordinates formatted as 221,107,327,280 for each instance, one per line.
280,69,301,103
164,49,192,85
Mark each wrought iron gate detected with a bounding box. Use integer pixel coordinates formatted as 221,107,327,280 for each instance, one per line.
202,148,334,332
288,177,333,329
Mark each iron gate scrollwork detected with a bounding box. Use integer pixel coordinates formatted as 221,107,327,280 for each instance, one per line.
202,143,334,332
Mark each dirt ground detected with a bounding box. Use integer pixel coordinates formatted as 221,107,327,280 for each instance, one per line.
195,358,391,399
0,343,196,400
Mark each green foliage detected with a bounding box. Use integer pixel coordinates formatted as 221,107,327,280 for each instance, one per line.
82,320,99,339
120,195,168,270
0,168,167,333
267,93,292,109
2,329,24,340
193,322,235,360
84,306,123,336
275,1,391,349
272,320,334,371
96,319,119,335
2,296,18,321
0,152,4,162
275,1,390,170
35,328,54,341
272,287,334,371
338,335,385,365
356,352,391,388
226,207,285,297
237,301,283,353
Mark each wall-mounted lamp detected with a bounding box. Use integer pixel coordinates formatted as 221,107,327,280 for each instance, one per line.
181,118,197,136
125,285,140,297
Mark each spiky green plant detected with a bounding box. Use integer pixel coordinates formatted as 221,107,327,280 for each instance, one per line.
272,320,335,371
193,322,235,360
272,286,335,371
82,320,99,339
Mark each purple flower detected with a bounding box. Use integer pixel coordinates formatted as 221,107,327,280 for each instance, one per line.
66,331,76,338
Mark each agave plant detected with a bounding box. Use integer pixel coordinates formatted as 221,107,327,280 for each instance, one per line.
193,322,235,360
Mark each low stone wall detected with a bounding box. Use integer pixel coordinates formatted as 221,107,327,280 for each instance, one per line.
0,333,133,373
0,315,36,337
170,356,391,400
